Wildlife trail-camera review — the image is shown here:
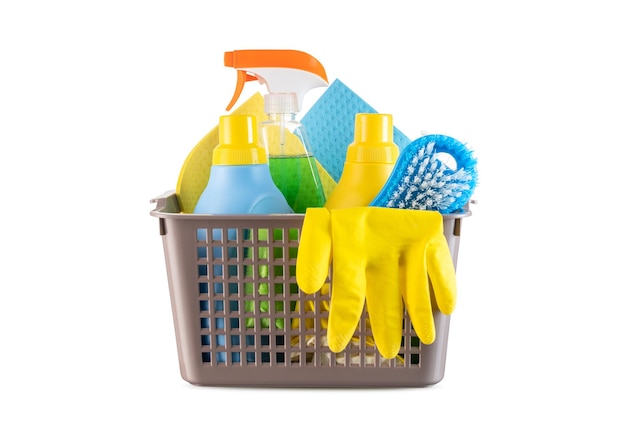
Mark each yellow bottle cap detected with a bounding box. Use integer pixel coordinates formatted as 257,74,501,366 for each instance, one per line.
346,113,399,163
213,115,268,165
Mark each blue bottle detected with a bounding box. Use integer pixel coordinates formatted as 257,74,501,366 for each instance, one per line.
195,114,294,215
194,114,292,363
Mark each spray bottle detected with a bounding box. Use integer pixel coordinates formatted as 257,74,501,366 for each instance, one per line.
224,49,328,213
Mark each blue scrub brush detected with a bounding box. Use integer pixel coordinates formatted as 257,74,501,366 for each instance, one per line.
369,134,477,213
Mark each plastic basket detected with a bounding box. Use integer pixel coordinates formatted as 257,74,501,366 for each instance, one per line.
150,191,470,387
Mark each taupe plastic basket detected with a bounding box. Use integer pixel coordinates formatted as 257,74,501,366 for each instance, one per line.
151,191,470,387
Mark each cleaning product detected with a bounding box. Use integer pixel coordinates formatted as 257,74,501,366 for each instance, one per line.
369,134,478,213
193,114,292,363
224,49,328,212
175,92,337,213
301,79,412,183
324,113,400,208
176,92,265,213
295,113,401,362
193,114,292,215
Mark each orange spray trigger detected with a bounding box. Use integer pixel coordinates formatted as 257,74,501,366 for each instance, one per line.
226,70,258,111
224,49,328,113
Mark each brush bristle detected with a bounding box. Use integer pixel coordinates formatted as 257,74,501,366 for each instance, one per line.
370,134,478,213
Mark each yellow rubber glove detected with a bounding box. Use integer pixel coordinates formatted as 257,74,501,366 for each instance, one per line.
296,207,457,359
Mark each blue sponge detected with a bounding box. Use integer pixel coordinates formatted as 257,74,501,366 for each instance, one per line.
301,79,411,182
369,134,478,214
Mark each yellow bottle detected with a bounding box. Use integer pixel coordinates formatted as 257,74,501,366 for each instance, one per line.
324,113,399,209
295,113,400,364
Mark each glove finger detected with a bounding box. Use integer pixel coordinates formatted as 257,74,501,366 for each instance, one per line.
296,208,332,294
327,256,367,354
365,261,403,359
320,283,330,330
402,247,436,344
426,234,457,315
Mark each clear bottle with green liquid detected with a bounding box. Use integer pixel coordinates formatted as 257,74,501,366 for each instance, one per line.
261,92,325,212
224,49,329,212
221,50,329,362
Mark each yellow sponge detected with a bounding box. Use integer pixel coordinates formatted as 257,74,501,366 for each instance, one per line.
176,93,336,213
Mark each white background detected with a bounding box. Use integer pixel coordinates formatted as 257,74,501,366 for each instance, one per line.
1,1,624,434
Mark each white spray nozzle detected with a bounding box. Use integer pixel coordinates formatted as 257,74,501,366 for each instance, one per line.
224,49,329,112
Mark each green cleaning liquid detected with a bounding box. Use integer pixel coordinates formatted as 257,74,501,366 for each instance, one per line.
269,155,325,213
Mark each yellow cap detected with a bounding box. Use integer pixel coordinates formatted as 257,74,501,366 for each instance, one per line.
346,113,399,163
212,115,268,165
